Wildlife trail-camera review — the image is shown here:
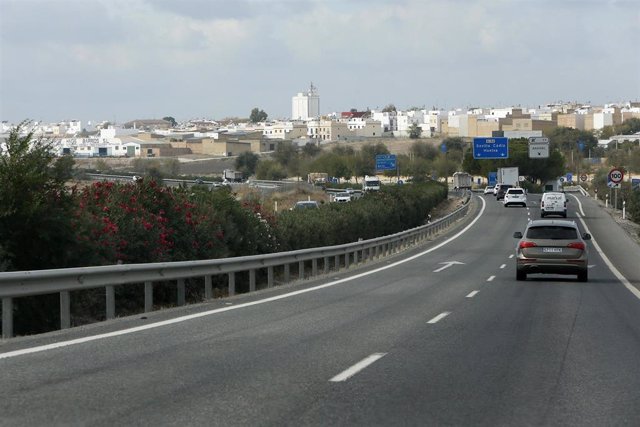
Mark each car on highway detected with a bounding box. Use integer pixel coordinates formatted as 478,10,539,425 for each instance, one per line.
503,187,527,207
513,219,591,282
540,191,567,218
495,184,514,200
333,192,351,203
292,200,320,210
483,186,494,195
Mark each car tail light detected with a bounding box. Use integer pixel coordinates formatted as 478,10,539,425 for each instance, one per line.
567,242,585,250
519,241,537,248
541,201,545,208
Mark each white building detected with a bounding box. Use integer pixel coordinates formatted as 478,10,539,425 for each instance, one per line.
345,118,383,137
291,83,320,120
370,110,397,133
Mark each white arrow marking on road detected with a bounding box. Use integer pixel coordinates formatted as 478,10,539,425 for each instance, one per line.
433,261,465,272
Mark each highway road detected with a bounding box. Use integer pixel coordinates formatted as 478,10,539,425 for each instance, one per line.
1,192,640,426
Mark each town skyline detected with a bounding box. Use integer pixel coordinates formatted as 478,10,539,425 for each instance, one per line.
1,0,639,126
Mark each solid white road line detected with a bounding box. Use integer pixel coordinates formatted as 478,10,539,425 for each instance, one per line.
1,198,489,360
428,312,451,324
575,212,640,300
487,276,495,282
329,353,387,382
466,291,479,298
570,194,586,217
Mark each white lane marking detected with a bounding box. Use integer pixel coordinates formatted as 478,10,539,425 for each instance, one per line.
570,194,586,217
500,264,506,269
428,312,451,324
509,254,514,259
466,291,479,298
487,276,495,282
1,198,489,360
575,212,640,300
433,261,464,273
329,353,387,382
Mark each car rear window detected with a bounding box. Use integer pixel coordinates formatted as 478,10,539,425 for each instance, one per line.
508,189,524,194
526,226,577,239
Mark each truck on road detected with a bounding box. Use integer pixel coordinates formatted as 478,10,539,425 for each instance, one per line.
223,169,244,182
452,172,472,190
497,167,519,187
362,175,381,192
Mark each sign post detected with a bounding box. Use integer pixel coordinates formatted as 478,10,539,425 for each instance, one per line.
473,137,508,159
528,137,549,158
608,168,624,210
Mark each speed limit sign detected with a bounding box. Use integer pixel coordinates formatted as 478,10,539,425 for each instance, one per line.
608,168,624,184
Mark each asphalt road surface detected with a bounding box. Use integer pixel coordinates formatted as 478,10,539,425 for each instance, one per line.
1,192,640,426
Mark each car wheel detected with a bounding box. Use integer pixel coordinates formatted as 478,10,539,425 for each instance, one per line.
516,270,527,281
578,271,588,282
541,212,545,218
563,213,567,218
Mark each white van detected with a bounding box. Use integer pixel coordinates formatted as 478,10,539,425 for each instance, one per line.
540,192,567,218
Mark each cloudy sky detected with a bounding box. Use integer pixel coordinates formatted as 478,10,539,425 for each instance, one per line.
1,0,639,125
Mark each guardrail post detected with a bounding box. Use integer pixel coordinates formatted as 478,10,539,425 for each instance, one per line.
2,297,13,339
284,264,290,283
205,276,212,299
345,252,351,269
177,279,186,306
335,255,340,271
323,257,329,274
353,251,358,265
60,291,71,330
106,285,115,320
249,269,256,292
267,266,274,288
145,281,153,312
312,259,318,277
298,261,305,279
228,272,236,296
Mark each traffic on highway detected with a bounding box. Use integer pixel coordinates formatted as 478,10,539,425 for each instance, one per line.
1,190,639,425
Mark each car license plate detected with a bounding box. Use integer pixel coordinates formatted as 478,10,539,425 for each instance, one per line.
543,248,562,253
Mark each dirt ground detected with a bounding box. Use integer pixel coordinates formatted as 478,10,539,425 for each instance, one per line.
73,137,441,177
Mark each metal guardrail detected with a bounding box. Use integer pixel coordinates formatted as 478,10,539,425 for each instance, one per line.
0,195,472,339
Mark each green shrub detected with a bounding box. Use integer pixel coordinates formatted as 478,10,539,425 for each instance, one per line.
274,182,447,251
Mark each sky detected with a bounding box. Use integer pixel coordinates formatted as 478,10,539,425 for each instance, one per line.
1,0,639,126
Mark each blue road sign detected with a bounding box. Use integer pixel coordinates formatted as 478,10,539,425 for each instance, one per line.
566,173,573,183
632,178,640,191
473,137,508,159
488,172,498,186
375,154,397,171
440,143,447,153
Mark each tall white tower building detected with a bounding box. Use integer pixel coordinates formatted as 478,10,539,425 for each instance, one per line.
291,83,320,120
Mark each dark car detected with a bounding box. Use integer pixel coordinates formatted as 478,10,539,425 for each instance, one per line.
495,184,513,200
513,219,591,282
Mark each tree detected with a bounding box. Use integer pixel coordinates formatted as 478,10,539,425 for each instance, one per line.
235,151,259,176
249,108,268,123
382,104,397,113
0,121,77,271
408,123,422,139
301,142,321,158
162,116,177,127
410,141,438,160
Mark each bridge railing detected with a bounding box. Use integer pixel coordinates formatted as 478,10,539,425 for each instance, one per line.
0,195,471,339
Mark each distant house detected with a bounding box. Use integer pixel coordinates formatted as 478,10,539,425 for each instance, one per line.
123,119,173,131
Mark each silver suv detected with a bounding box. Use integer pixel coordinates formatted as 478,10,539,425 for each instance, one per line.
513,219,591,282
